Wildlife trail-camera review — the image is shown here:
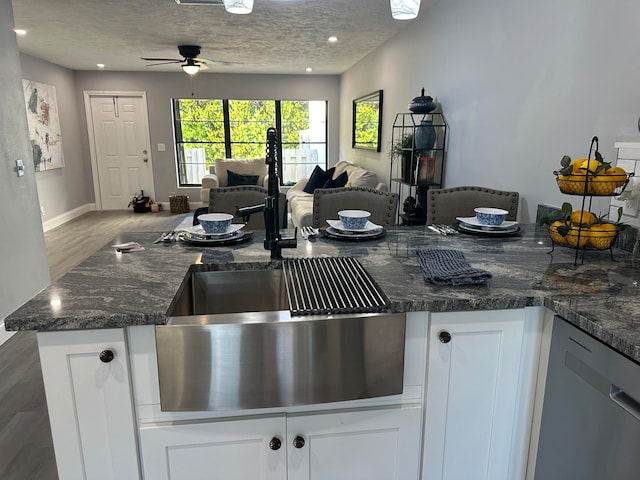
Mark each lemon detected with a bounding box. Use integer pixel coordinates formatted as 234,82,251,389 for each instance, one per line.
587,223,617,249
549,221,568,244
604,166,627,187
569,210,596,226
588,175,618,195
572,158,588,174
579,159,601,175
566,226,589,248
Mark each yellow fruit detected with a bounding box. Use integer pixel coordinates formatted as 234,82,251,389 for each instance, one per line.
579,158,601,175
565,226,589,248
572,158,588,174
549,221,567,244
587,223,617,249
587,175,618,195
557,173,587,194
569,210,596,226
604,166,627,187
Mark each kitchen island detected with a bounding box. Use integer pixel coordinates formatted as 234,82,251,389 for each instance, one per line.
7,224,640,362
6,224,640,480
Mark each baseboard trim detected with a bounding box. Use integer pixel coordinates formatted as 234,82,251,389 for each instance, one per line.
0,321,17,347
42,203,97,232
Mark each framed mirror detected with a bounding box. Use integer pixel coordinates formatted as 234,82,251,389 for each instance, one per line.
352,90,383,152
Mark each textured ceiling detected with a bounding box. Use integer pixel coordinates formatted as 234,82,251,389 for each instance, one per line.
11,0,432,75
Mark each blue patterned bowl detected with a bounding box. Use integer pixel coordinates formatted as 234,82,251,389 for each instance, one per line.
474,208,508,226
198,213,233,233
338,210,371,230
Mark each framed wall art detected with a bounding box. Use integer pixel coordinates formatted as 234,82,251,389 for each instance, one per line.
22,79,65,171
352,90,383,152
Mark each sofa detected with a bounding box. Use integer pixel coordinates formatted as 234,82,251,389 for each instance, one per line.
286,161,388,228
200,158,268,207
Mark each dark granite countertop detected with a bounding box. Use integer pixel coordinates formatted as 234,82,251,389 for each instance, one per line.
6,224,640,363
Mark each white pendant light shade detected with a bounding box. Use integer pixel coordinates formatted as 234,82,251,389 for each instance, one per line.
224,0,254,14
182,60,200,75
390,0,421,20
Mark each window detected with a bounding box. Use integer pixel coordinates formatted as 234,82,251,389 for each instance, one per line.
173,98,327,186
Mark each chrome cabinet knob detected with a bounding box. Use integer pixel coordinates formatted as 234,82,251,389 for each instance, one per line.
292,435,305,449
438,331,452,344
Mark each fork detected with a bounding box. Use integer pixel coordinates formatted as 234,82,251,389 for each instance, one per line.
301,226,318,239
436,224,458,235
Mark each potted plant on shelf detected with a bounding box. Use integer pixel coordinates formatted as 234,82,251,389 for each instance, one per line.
391,133,428,184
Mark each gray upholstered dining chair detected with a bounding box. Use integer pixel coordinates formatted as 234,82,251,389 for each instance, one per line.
312,187,399,228
207,186,287,230
426,186,519,226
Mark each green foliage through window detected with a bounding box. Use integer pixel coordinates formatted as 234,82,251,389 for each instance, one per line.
173,98,327,186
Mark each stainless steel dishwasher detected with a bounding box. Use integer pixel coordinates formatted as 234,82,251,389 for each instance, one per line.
534,315,640,479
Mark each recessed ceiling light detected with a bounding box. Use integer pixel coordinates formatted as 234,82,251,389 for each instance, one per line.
328,36,338,43
13,28,27,35
97,64,105,69
305,67,313,73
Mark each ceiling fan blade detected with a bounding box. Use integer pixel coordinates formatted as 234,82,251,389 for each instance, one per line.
198,63,209,71
145,61,183,66
212,60,243,66
141,57,183,62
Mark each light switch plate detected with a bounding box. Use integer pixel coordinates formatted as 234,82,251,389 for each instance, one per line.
157,143,166,152
15,159,25,177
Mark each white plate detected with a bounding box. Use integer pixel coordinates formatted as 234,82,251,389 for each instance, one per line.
456,216,518,230
326,219,383,233
457,222,520,235
182,223,245,238
325,226,385,239
180,230,245,244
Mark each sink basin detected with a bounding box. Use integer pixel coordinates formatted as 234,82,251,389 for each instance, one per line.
157,263,406,411
167,268,289,320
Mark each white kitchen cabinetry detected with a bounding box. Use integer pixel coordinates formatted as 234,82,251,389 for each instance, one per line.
422,308,543,480
139,405,422,480
139,415,286,480
37,329,140,480
287,405,422,480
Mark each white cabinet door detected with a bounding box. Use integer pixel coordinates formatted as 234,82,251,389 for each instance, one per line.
287,405,422,480
423,309,532,480
139,415,286,480
37,329,140,480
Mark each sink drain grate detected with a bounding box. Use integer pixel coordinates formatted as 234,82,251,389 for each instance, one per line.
282,257,389,315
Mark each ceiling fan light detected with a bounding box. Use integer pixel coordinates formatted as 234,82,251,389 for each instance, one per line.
182,64,200,75
223,0,253,14
390,0,421,20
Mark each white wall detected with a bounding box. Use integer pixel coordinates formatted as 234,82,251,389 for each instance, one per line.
73,71,341,206
0,0,50,342
340,0,640,222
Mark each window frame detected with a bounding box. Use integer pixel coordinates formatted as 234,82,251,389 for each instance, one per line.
172,98,327,187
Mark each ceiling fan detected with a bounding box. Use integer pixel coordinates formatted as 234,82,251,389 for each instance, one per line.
142,45,236,74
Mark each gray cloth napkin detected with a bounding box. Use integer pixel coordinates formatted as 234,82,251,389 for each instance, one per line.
417,248,492,285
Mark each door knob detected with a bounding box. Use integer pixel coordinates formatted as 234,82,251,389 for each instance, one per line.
268,437,281,450
438,331,452,344
292,435,305,449
99,349,114,363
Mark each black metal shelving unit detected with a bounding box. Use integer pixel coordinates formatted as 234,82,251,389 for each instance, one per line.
389,112,447,225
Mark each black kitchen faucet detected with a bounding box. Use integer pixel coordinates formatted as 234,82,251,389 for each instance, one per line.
236,127,297,259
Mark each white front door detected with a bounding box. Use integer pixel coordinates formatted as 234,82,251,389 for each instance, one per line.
85,92,154,210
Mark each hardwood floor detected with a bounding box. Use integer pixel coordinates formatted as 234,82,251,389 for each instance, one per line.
0,210,188,479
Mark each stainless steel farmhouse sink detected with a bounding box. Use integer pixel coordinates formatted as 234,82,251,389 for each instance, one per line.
157,258,406,411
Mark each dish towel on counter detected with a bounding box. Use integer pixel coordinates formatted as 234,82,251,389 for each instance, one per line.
417,248,492,285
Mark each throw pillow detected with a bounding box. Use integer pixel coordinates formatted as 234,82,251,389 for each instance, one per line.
227,169,259,187
303,166,335,194
323,171,348,188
